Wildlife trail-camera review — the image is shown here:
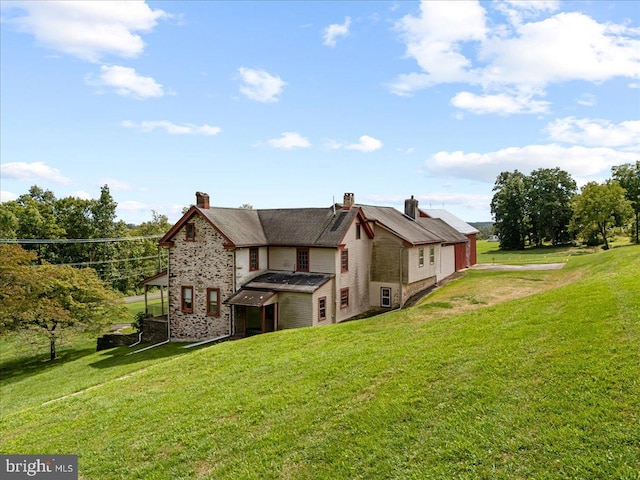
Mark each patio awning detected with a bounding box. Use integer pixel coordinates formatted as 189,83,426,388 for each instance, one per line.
225,289,276,307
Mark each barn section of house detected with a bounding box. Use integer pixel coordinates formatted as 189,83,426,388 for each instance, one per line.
154,192,476,342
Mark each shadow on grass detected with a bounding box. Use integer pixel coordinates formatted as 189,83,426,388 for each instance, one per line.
0,347,96,383
88,343,191,369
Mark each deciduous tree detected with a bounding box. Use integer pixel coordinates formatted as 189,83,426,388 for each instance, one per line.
491,170,528,250
571,181,632,250
612,161,640,244
0,244,128,360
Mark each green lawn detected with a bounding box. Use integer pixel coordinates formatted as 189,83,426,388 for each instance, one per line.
1,246,638,479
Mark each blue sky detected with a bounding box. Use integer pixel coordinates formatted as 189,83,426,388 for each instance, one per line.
1,0,639,225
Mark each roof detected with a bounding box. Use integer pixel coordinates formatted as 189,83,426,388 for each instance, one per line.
160,204,373,248
359,205,442,245
421,209,479,235
225,289,276,307
242,271,334,293
416,218,468,244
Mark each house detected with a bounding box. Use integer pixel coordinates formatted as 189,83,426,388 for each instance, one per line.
154,192,474,341
421,208,479,269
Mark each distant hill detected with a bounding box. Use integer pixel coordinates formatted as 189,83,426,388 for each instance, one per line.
469,221,494,239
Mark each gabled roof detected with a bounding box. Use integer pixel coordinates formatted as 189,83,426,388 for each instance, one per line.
359,205,442,245
421,209,479,235
416,218,468,244
160,204,373,249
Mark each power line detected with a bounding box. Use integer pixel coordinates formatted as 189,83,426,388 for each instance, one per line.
36,254,167,268
0,235,163,245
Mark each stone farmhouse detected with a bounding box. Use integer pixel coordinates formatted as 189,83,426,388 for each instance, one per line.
152,192,477,341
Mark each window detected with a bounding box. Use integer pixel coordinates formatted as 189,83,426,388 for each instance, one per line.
356,224,361,240
206,288,220,316
185,223,195,241
430,246,435,265
341,250,349,273
181,286,193,313
249,247,259,271
297,248,309,272
318,297,327,321
419,248,425,267
340,288,349,308
381,287,391,308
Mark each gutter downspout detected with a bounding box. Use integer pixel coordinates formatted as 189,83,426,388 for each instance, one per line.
231,250,236,336
399,247,404,308
129,331,143,348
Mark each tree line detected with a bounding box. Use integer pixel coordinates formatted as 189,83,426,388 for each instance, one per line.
491,162,639,250
0,185,171,293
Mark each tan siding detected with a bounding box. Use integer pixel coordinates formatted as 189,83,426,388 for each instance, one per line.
406,245,439,283
370,228,403,282
310,248,335,273
235,246,267,286
369,282,401,309
278,293,313,330
269,247,295,270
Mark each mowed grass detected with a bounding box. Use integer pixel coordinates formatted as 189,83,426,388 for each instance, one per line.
1,246,638,479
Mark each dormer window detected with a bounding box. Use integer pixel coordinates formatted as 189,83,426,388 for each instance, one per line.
185,223,195,241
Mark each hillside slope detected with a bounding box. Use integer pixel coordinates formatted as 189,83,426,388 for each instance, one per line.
2,246,639,479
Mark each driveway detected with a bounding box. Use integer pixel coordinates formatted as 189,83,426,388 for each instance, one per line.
471,263,566,271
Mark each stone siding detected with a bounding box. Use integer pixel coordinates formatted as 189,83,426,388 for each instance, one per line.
168,215,233,341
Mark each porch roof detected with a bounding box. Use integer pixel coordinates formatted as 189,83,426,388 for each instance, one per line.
243,271,334,294
226,289,276,307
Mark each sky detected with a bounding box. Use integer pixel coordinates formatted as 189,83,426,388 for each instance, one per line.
1,0,639,226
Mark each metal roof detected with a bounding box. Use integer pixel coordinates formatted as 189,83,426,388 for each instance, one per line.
422,209,479,235
243,271,334,293
225,289,276,307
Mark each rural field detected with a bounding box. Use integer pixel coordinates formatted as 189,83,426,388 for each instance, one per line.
1,245,638,479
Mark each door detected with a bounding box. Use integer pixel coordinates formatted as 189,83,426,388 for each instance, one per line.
264,304,276,333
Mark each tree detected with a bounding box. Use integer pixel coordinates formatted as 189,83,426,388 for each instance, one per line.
0,244,128,360
491,170,528,250
571,180,632,250
612,161,640,244
526,168,577,246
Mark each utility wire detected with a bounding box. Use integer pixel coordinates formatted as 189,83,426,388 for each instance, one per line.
0,235,163,244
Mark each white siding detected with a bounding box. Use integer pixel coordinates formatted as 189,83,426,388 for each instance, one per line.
369,282,401,309
406,244,439,283
235,246,268,286
438,245,456,282
310,248,335,274
313,280,335,326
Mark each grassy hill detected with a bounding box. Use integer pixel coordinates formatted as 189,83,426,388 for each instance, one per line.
1,246,638,479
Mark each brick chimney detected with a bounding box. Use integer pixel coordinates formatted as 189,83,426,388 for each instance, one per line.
404,195,419,220
343,193,355,210
196,191,210,209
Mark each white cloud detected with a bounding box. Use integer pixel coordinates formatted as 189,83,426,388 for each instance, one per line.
100,179,133,191
3,0,168,62
238,67,286,103
576,93,596,106
451,90,549,115
323,16,351,47
87,65,164,99
393,0,487,88
121,120,221,135
392,2,640,114
267,132,311,149
425,144,637,183
365,192,492,210
1,161,71,184
1,191,18,203
73,190,92,200
345,135,383,152
118,200,150,212
546,117,640,148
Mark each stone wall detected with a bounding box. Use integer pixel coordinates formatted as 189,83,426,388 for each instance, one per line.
141,317,169,343
168,214,234,341
96,333,139,351
402,276,436,305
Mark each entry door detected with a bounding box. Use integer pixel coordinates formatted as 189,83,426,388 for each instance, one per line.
264,304,276,333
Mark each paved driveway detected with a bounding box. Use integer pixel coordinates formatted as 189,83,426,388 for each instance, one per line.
471,263,566,271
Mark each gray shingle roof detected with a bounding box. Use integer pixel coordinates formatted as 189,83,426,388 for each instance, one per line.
416,218,468,244
198,206,357,247
359,205,442,245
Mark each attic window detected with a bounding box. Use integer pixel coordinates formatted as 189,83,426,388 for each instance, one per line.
356,224,361,240
185,223,195,241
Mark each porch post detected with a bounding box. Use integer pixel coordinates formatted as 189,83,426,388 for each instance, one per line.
261,307,266,334
144,285,149,315
160,285,165,315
